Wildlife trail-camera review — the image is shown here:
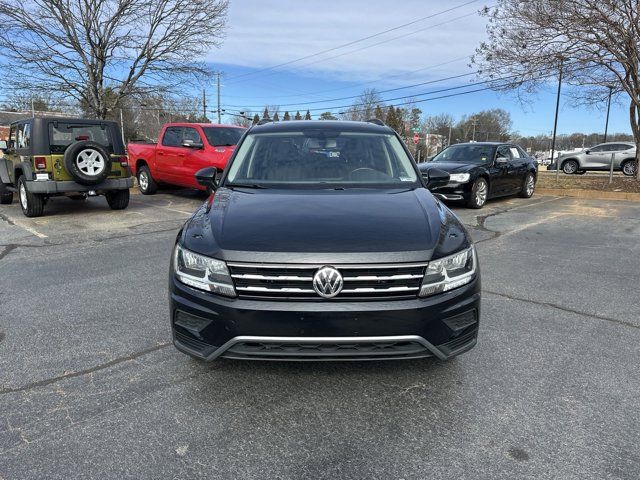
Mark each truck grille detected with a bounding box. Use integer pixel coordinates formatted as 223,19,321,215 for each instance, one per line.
227,261,427,300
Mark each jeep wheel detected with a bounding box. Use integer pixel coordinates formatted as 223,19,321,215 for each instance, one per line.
0,183,12,204
137,165,158,195
18,176,45,217
64,141,112,186
105,189,130,210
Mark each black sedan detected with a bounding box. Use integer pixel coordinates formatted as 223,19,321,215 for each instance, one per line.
418,142,538,208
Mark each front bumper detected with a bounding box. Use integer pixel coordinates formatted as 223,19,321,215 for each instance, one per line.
26,177,134,194
170,274,481,361
430,182,472,202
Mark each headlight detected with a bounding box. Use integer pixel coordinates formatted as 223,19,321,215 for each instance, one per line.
449,173,470,183
419,246,476,297
173,244,236,298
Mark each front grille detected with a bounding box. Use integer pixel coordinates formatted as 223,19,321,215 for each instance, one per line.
223,340,431,360
227,261,427,300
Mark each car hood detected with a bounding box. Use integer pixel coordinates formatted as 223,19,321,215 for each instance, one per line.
419,162,482,173
180,187,470,263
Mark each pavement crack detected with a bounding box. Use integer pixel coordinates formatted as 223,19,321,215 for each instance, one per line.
484,289,639,330
0,212,16,226
0,342,172,395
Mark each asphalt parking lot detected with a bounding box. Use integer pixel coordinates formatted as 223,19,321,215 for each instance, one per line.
1,190,639,479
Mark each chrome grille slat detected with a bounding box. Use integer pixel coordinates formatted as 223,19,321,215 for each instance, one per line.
228,261,426,300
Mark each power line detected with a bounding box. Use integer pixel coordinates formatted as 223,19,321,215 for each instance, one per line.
225,0,482,83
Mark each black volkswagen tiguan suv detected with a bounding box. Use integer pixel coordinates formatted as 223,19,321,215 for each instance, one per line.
169,120,480,361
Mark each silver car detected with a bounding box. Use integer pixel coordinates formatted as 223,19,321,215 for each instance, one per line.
552,142,637,176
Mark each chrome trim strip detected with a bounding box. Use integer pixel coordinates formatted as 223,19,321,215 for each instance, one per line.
189,335,448,361
342,274,423,281
231,273,313,281
227,262,429,269
341,286,419,293
235,286,419,294
236,286,315,293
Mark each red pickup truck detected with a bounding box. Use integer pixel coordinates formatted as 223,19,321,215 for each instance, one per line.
128,123,246,194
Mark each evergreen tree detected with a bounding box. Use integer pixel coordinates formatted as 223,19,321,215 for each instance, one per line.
373,105,385,121
252,113,260,125
304,109,312,120
273,111,280,121
283,111,291,121
262,107,270,120
385,105,401,132
294,111,302,120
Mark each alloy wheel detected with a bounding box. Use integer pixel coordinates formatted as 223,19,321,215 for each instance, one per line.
139,171,149,191
475,180,487,206
19,183,28,210
525,175,535,196
76,149,106,176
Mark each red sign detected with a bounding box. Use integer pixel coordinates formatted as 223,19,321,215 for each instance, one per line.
413,134,420,144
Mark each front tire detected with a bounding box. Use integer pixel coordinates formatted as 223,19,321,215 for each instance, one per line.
105,189,130,210
622,160,637,177
137,166,158,195
466,177,488,209
519,173,535,198
17,176,45,217
562,160,579,174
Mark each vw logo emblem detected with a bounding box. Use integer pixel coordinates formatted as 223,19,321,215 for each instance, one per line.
312,266,344,298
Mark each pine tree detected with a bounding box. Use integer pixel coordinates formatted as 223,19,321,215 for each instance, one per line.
252,113,260,125
294,111,302,120
262,107,270,120
304,109,312,120
374,105,385,121
386,105,400,132
273,111,280,121
283,111,291,121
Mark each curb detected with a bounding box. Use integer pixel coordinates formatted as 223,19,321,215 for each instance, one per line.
536,187,640,202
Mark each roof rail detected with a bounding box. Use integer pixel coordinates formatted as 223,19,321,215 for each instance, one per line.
256,118,274,125
365,118,385,126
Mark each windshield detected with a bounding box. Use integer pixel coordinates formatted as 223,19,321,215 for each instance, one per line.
202,127,245,147
432,144,495,164
225,131,419,188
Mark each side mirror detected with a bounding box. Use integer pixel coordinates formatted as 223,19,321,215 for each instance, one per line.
495,156,508,165
423,168,450,189
195,166,219,191
584,149,590,154
183,140,204,149
0,140,6,151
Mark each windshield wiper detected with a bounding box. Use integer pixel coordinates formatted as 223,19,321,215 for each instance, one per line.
226,183,269,189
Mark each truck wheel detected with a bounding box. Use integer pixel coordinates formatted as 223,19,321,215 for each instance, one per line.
64,141,112,186
18,176,45,217
0,183,13,204
105,189,130,210
137,166,158,195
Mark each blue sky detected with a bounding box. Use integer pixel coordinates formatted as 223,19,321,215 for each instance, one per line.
205,0,631,136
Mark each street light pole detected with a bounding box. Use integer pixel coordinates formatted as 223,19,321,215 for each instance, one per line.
552,59,564,182
216,72,221,124
603,85,613,143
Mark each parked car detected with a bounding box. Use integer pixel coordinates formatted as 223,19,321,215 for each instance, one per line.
169,120,480,362
128,123,246,194
0,117,133,217
418,142,538,209
548,142,638,176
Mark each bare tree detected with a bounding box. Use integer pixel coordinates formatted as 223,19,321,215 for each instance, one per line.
473,0,640,178
340,89,383,121
0,0,229,119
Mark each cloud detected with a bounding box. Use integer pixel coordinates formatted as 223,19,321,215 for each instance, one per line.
209,0,490,84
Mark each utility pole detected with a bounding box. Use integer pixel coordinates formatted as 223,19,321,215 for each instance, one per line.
202,89,207,121
471,118,478,141
552,58,564,182
448,123,452,147
216,72,221,124
603,85,613,143
31,98,35,118
120,108,126,145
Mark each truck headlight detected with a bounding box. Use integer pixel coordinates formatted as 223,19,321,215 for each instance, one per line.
173,244,236,298
449,173,470,183
419,246,476,297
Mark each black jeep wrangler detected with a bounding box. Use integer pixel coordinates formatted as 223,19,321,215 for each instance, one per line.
0,117,134,217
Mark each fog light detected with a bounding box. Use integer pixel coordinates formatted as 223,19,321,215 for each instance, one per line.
443,310,477,333
174,311,211,338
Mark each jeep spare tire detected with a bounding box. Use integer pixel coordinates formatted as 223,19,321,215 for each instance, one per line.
64,141,112,186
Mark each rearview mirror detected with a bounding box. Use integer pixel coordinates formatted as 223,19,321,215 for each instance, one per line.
195,166,219,191
495,156,508,165
0,140,6,151
423,168,450,189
